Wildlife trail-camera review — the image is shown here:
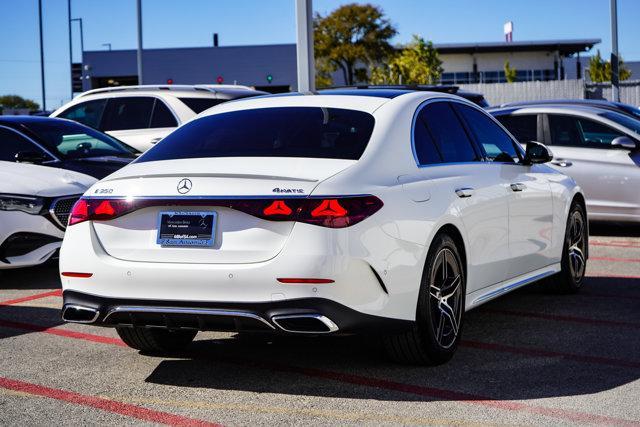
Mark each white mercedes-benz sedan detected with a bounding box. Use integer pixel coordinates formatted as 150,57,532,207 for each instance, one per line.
60,89,588,365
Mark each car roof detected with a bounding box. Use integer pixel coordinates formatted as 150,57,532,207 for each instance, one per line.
77,84,261,98
0,115,70,125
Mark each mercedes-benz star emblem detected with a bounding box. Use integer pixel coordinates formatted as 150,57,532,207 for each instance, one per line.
177,178,192,194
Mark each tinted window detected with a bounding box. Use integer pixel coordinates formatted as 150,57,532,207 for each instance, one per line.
549,115,624,148
150,100,177,128
0,127,46,161
456,105,521,163
599,111,640,136
22,120,137,160
101,97,154,131
137,107,375,163
421,102,478,163
413,111,442,165
495,114,538,143
178,98,224,114
57,99,107,129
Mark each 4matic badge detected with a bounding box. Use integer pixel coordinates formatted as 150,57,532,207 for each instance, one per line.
272,187,304,194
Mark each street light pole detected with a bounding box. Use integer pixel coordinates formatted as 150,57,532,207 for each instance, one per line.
610,0,620,102
38,0,46,111
136,0,144,85
68,0,72,100
295,0,315,92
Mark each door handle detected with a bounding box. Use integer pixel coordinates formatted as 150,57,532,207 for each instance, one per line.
551,159,572,167
455,188,475,198
150,137,162,144
510,183,526,192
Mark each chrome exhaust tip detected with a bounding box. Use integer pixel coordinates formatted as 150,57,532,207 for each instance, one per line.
62,304,100,324
271,314,339,334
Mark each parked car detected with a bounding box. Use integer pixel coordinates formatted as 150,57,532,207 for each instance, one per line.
0,116,136,179
327,85,489,107
60,90,586,365
0,161,95,269
498,99,640,120
50,85,268,152
490,104,640,223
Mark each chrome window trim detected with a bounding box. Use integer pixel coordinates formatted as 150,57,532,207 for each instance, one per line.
0,124,59,162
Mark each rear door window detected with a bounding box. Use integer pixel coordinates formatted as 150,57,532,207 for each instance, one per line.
178,98,224,114
548,114,624,148
420,102,479,163
57,99,107,129
101,97,155,131
137,107,375,162
495,114,538,143
150,100,178,128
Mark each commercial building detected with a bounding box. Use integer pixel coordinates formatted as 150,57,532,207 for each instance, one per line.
77,38,601,92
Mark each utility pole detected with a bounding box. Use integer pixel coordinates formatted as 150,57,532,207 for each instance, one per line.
38,0,46,111
295,0,315,92
610,0,620,102
68,0,72,100
136,0,144,85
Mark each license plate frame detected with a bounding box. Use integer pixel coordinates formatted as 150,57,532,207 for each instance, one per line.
156,211,216,247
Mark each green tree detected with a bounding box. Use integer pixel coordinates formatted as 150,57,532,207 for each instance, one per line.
588,50,632,82
0,95,39,111
370,35,443,85
314,3,397,86
504,60,517,83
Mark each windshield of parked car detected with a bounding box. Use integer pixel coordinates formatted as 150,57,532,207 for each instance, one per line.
136,107,376,162
21,120,138,160
599,111,640,137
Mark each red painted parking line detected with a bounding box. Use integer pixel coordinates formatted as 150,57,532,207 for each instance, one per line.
586,272,640,280
591,241,640,249
0,376,221,426
0,290,62,307
461,340,640,369
0,319,126,347
484,308,640,329
3,319,640,426
590,256,640,263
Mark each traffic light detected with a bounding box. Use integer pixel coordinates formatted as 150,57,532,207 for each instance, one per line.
216,76,224,84
166,78,173,85
266,74,273,84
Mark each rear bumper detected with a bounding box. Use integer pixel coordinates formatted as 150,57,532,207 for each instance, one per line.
61,290,412,335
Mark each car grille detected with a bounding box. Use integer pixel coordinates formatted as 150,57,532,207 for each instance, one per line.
50,196,80,228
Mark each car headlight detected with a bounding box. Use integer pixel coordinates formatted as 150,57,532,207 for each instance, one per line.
0,194,45,215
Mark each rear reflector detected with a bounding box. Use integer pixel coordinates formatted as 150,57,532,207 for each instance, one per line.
68,195,383,229
61,272,93,278
277,278,335,284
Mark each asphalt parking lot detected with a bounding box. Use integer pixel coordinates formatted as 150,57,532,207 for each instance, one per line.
1,224,639,426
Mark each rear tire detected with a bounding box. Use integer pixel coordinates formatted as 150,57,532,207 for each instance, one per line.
545,202,587,293
116,327,197,353
383,233,465,365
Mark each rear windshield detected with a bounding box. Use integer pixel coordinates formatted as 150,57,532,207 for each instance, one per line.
137,107,375,162
178,97,224,114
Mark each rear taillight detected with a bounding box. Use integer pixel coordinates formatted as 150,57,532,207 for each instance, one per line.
68,198,135,226
68,195,383,229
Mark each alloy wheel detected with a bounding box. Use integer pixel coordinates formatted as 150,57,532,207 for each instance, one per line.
568,210,586,283
428,248,463,349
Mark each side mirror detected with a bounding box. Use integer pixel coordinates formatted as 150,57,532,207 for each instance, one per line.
611,136,638,150
15,151,48,164
523,141,553,165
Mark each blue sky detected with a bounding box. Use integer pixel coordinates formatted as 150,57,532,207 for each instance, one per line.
1,0,638,109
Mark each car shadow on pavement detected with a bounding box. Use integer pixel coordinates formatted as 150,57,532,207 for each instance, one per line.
0,305,64,340
145,277,640,402
589,221,640,237
0,262,61,290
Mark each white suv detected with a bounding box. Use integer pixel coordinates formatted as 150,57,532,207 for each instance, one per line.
51,85,267,152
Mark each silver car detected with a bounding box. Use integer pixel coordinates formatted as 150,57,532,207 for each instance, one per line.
490,105,640,223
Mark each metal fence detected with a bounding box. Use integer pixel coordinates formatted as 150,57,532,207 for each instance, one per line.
458,79,640,106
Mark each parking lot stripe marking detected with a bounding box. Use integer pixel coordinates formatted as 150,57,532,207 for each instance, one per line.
0,377,221,427
3,319,639,426
235,360,640,426
0,290,62,306
586,272,640,280
0,319,127,347
591,241,640,249
590,256,640,263
461,340,640,369
484,308,640,329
